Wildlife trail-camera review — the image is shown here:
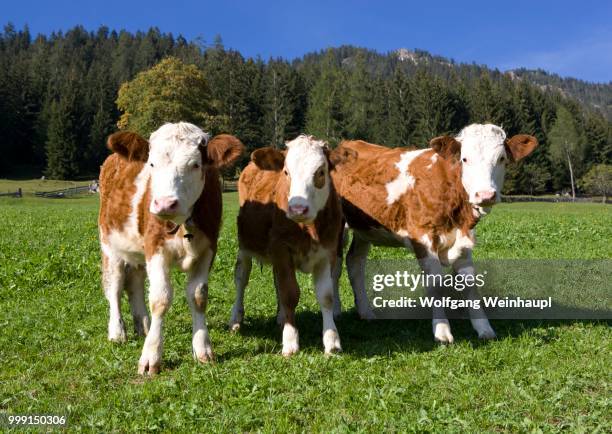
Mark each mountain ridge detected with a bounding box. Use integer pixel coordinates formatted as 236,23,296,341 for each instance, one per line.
296,45,612,120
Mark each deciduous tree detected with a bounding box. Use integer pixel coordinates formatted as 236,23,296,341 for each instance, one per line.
548,106,585,199
580,164,611,202
116,57,219,136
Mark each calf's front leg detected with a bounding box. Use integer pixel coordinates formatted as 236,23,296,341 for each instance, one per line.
186,248,215,363
138,253,173,375
273,258,300,356
452,250,496,340
417,251,454,344
313,259,342,354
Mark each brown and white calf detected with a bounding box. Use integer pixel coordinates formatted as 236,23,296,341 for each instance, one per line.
98,122,243,374
228,135,355,355
332,124,537,343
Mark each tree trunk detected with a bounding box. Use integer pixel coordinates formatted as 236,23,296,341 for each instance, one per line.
565,142,575,200
567,156,575,200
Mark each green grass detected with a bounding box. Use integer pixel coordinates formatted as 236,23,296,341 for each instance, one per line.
0,196,610,432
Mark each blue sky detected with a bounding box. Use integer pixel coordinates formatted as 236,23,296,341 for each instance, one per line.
4,0,612,83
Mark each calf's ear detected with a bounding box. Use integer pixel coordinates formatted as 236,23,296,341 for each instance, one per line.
430,135,461,161
205,134,245,169
328,146,358,170
251,147,285,171
505,134,538,162
107,131,149,162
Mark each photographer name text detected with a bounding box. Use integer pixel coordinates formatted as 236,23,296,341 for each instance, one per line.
372,296,553,310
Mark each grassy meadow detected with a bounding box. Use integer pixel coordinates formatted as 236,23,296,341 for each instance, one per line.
0,193,610,432
0,179,92,195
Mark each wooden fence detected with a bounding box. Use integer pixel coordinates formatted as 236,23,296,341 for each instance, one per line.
2,180,605,204
34,186,92,198
501,195,611,204
221,179,238,192
0,188,22,198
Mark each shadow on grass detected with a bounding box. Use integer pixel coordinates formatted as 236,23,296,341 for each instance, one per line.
228,308,611,358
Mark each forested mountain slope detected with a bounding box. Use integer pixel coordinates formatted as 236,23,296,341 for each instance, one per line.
0,24,609,194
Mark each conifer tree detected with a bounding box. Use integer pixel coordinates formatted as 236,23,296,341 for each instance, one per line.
412,70,456,145
343,53,372,140
264,60,295,147
305,50,345,143
584,113,611,165
45,97,79,179
386,67,416,146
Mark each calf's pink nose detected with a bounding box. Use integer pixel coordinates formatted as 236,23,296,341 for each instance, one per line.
288,204,309,216
475,190,496,203
152,196,179,214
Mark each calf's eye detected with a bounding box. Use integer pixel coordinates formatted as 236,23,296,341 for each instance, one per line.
314,168,326,189
462,158,467,163
149,163,154,168
499,156,505,163
193,163,200,169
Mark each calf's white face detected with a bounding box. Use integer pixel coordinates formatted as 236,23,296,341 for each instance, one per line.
457,124,508,207
147,122,210,223
251,135,356,225
430,123,538,211
284,136,330,223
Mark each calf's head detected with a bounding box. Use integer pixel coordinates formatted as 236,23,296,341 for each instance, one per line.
430,124,537,211
108,122,244,223
251,135,356,224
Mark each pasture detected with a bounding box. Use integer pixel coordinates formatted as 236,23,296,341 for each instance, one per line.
0,179,92,195
0,195,610,431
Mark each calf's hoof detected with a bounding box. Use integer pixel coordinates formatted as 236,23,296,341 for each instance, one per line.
323,329,342,355
358,308,377,321
229,308,244,332
138,360,160,376
477,328,497,340
108,320,127,343
433,323,454,344
138,350,162,376
478,331,496,340
472,319,496,340
282,342,299,357
193,346,214,364
282,323,299,357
